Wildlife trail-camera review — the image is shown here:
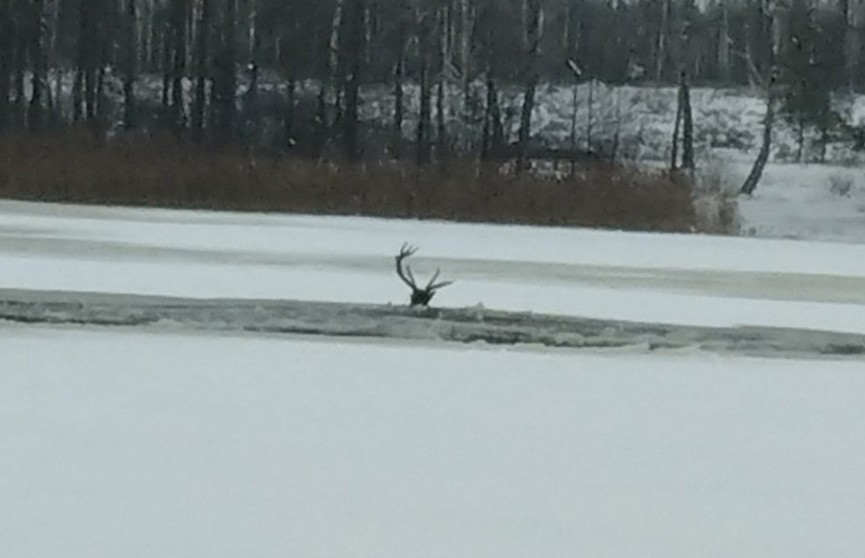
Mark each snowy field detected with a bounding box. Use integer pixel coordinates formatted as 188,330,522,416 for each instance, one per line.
4,200,865,556
3,328,865,558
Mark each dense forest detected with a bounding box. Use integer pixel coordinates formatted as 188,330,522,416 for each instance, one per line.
0,0,855,160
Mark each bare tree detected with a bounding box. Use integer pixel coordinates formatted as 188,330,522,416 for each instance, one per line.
342,0,365,161
20,0,46,131
740,72,776,195
395,243,453,307
516,0,542,173
670,79,682,170
566,59,581,174
13,0,27,127
170,0,190,130
481,71,504,160
0,0,10,133
416,9,432,167
191,0,211,140
457,0,471,104
392,19,406,158
586,77,593,151
671,70,694,171
245,0,260,144
718,0,731,82
435,5,448,158
123,0,138,130
44,0,60,125
656,0,671,80
681,72,694,170
94,0,116,125
160,6,171,116
740,16,778,196
213,0,237,143
75,0,101,124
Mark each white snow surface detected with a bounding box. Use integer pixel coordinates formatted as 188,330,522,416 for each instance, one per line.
2,200,865,334
3,327,865,558
4,201,865,555
736,162,865,243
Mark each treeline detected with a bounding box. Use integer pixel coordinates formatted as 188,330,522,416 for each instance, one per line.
0,0,856,160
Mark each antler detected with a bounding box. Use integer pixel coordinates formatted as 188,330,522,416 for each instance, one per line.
425,268,454,291
395,242,419,289
394,243,453,307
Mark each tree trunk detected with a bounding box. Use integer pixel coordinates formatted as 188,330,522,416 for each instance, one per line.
670,84,682,170
94,0,115,125
820,127,828,164
123,0,138,130
329,0,344,121
73,68,83,122
656,0,670,81
161,20,171,116
458,0,470,103
342,0,364,162
611,87,621,165
681,72,694,170
28,0,46,131
0,0,13,133
246,0,260,145
436,77,446,158
191,0,210,140
284,77,295,150
170,0,189,131
247,0,256,62
142,0,153,71
13,0,26,128
481,75,491,160
481,72,504,161
740,91,773,195
516,0,541,174
46,0,61,125
416,13,431,167
492,80,504,153
718,0,730,82
213,0,236,143
393,44,404,159
796,116,804,163
77,0,98,123
570,78,578,175
314,83,327,155
586,78,594,152
740,1,777,195
435,7,447,159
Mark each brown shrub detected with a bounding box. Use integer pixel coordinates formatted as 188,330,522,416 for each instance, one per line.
0,130,697,232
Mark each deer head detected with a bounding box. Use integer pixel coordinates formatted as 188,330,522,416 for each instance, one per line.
394,243,453,307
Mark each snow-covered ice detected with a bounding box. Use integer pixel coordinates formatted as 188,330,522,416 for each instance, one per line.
2,200,865,334
3,199,865,556
3,327,865,558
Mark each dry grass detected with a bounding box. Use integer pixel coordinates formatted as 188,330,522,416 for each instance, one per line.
0,129,698,232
